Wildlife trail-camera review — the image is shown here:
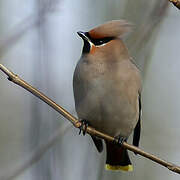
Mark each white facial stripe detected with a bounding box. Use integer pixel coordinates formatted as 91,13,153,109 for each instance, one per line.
95,43,106,47
89,38,111,49
89,41,93,47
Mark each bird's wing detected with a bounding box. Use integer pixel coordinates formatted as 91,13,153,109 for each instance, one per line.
91,135,103,153
132,93,141,148
73,63,87,112
73,62,104,153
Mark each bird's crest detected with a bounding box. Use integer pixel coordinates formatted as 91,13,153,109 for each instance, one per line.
88,20,133,39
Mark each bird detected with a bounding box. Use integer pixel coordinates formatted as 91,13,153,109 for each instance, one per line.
73,20,142,172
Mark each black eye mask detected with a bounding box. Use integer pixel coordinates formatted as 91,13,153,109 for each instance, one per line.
85,32,114,46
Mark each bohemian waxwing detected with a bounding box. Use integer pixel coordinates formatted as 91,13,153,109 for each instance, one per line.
73,20,142,171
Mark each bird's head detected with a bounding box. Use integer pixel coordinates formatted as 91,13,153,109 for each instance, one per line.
77,20,133,54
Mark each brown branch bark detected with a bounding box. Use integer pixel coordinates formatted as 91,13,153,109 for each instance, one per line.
0,63,180,174
169,0,180,9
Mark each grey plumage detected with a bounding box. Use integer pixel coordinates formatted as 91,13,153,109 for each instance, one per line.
73,41,141,137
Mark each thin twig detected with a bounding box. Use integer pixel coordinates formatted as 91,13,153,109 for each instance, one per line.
0,63,180,174
169,0,180,9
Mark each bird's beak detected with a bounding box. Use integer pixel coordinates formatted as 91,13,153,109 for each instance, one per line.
77,31,89,42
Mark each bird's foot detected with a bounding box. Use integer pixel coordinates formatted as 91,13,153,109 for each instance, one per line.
114,135,127,147
79,119,89,136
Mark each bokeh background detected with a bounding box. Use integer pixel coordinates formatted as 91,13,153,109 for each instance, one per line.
0,0,180,180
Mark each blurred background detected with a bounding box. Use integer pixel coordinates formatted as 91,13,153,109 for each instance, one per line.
0,0,180,180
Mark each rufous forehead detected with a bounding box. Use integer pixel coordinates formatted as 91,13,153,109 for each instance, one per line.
88,30,107,39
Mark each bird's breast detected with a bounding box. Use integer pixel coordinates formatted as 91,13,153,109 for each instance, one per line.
74,57,140,137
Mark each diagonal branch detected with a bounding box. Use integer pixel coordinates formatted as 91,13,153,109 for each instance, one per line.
0,63,180,174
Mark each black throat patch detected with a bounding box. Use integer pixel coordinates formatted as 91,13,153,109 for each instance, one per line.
82,38,91,54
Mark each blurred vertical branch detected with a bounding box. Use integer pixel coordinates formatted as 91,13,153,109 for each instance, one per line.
124,0,169,76
129,0,169,54
30,0,57,179
0,123,71,180
136,0,169,76
0,0,63,180
0,0,62,58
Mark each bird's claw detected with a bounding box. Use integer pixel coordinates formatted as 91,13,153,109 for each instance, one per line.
114,135,126,147
79,119,89,136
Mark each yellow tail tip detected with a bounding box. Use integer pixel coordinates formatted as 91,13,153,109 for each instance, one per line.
105,164,133,172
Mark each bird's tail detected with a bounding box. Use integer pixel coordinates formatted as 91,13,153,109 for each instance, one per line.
105,141,133,171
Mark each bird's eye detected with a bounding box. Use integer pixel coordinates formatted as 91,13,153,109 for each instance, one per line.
86,32,114,46
93,37,114,46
